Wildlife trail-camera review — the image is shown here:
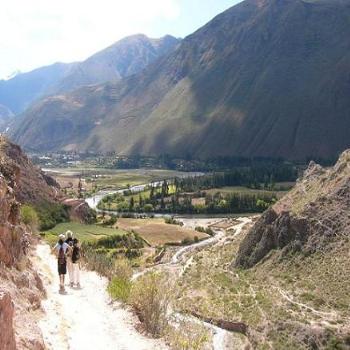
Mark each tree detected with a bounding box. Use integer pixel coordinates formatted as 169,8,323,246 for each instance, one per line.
129,197,135,211
143,204,154,213
78,177,83,198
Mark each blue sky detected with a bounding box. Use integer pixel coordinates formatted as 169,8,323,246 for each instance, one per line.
0,0,242,79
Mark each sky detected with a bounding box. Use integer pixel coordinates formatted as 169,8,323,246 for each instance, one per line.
0,0,242,79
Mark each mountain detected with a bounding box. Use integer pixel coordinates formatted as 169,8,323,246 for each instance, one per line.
0,34,180,115
235,150,350,268
0,62,73,114
227,149,350,348
10,0,350,160
53,34,180,93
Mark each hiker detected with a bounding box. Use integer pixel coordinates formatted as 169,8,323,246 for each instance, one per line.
72,238,81,288
65,230,74,287
53,234,70,294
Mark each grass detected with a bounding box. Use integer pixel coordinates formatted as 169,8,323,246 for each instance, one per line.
108,276,132,303
117,218,208,246
41,222,128,245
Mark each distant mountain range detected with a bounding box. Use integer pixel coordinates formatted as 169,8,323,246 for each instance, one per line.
0,34,180,115
9,0,350,161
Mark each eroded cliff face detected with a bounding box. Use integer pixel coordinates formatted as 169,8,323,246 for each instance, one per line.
0,142,45,349
0,137,59,204
0,292,16,350
235,149,350,268
0,173,23,267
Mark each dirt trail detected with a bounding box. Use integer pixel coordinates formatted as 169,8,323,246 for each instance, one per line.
34,244,168,350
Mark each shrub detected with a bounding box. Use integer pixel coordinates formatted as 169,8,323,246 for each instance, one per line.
165,217,184,226
108,276,132,303
205,227,215,236
20,205,39,230
143,204,154,212
102,215,117,227
35,202,69,230
82,246,115,278
129,272,172,337
166,319,210,350
181,237,193,245
125,249,142,260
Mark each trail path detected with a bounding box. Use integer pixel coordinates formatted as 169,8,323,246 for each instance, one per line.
34,244,168,350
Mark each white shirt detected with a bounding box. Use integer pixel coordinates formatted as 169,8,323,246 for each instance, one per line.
54,242,69,254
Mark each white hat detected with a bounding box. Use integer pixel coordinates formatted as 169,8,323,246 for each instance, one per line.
59,234,65,240
66,230,73,238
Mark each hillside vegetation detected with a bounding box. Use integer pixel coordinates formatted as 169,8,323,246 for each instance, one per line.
177,150,350,348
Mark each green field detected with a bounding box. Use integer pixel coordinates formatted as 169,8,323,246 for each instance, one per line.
41,222,128,245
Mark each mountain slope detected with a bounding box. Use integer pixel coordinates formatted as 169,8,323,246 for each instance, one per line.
54,34,180,93
1,35,179,115
220,149,350,348
10,0,350,160
0,63,73,114
0,104,14,131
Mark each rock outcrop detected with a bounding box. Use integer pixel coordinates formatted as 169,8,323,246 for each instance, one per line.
0,292,16,350
235,149,350,268
0,136,59,204
0,137,45,349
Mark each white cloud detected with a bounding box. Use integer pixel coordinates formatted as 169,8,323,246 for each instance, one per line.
0,0,181,78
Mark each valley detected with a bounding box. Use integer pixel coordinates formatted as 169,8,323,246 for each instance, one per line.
35,155,350,349
1,0,350,349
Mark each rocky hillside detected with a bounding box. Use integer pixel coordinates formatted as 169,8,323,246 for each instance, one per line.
235,149,350,268
0,136,59,204
0,145,46,349
0,104,14,132
0,35,179,115
10,0,350,160
0,137,95,226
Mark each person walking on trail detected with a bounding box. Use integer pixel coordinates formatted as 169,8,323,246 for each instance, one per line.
53,234,70,294
65,230,74,287
72,238,81,289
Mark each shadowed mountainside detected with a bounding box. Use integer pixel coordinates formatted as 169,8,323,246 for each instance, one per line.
10,0,350,160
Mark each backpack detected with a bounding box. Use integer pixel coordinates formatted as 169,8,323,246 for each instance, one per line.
58,245,66,265
72,246,80,263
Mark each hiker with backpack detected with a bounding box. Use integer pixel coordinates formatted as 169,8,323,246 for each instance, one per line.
53,234,71,294
65,230,74,287
72,238,81,288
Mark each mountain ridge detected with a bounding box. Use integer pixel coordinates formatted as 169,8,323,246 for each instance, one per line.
0,34,180,116
10,0,350,160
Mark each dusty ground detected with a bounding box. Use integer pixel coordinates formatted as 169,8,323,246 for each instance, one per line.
34,244,168,350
